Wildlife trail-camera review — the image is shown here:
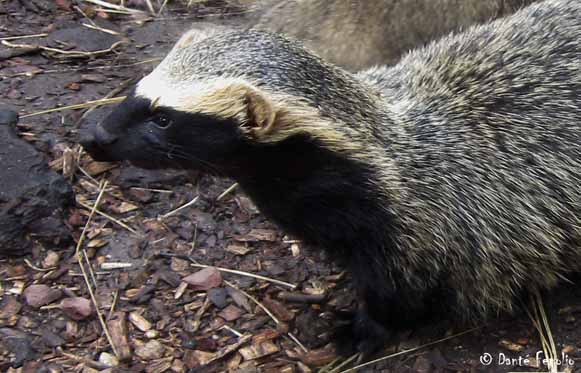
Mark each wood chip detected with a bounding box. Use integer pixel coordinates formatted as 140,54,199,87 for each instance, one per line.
129,311,152,332
498,339,525,352
107,311,132,361
84,161,117,176
183,267,223,291
234,229,278,242
225,243,252,256
298,346,337,367
174,281,188,300
135,340,165,360
238,340,279,361
218,305,243,322
262,297,294,321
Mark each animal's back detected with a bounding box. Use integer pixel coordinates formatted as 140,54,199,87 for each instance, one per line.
366,0,581,317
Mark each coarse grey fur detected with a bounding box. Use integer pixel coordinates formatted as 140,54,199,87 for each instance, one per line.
253,0,540,70
82,0,581,352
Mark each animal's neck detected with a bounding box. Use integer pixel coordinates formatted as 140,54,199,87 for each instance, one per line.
231,136,397,251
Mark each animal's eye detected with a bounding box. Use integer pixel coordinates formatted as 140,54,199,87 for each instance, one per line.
152,113,172,129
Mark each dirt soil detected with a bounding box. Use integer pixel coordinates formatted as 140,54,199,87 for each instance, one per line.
1,1,581,372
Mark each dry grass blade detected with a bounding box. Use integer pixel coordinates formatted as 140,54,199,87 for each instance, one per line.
336,326,483,373
325,353,360,373
1,58,161,79
2,40,125,59
216,182,238,201
526,289,560,373
224,280,308,352
83,0,144,14
82,23,121,36
158,251,297,289
77,200,139,234
190,262,296,290
21,97,126,118
0,33,48,41
158,0,169,15
158,195,200,220
74,181,120,357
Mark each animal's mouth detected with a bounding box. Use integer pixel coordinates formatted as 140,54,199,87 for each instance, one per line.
80,141,118,163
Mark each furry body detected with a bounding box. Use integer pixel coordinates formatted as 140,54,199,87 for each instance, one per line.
254,0,539,70
82,0,581,352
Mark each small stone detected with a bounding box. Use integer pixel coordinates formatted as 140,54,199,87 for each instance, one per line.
42,251,60,268
99,352,119,367
208,288,228,309
135,340,165,360
183,267,222,291
145,330,159,339
24,285,63,308
60,297,93,320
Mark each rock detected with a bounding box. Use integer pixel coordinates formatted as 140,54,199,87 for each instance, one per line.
208,288,228,309
183,267,222,291
0,328,38,367
99,352,119,367
0,107,73,256
24,285,63,308
60,297,93,320
135,340,165,360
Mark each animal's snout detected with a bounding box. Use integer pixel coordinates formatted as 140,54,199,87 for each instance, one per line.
79,124,119,162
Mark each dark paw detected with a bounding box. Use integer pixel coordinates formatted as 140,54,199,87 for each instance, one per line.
332,310,393,358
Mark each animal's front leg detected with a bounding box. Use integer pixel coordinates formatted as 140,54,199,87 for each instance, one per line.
335,252,437,356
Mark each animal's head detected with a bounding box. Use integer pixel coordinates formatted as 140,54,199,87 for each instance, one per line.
81,30,379,174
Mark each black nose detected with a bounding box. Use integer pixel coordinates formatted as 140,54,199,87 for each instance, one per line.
79,124,118,161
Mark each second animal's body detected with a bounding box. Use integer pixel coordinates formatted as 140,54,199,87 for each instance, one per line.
253,0,539,69
81,0,581,353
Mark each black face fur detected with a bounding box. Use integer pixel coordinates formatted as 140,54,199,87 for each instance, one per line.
81,93,247,173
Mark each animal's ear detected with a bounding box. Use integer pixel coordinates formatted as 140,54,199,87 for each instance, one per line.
242,87,277,136
197,82,278,139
